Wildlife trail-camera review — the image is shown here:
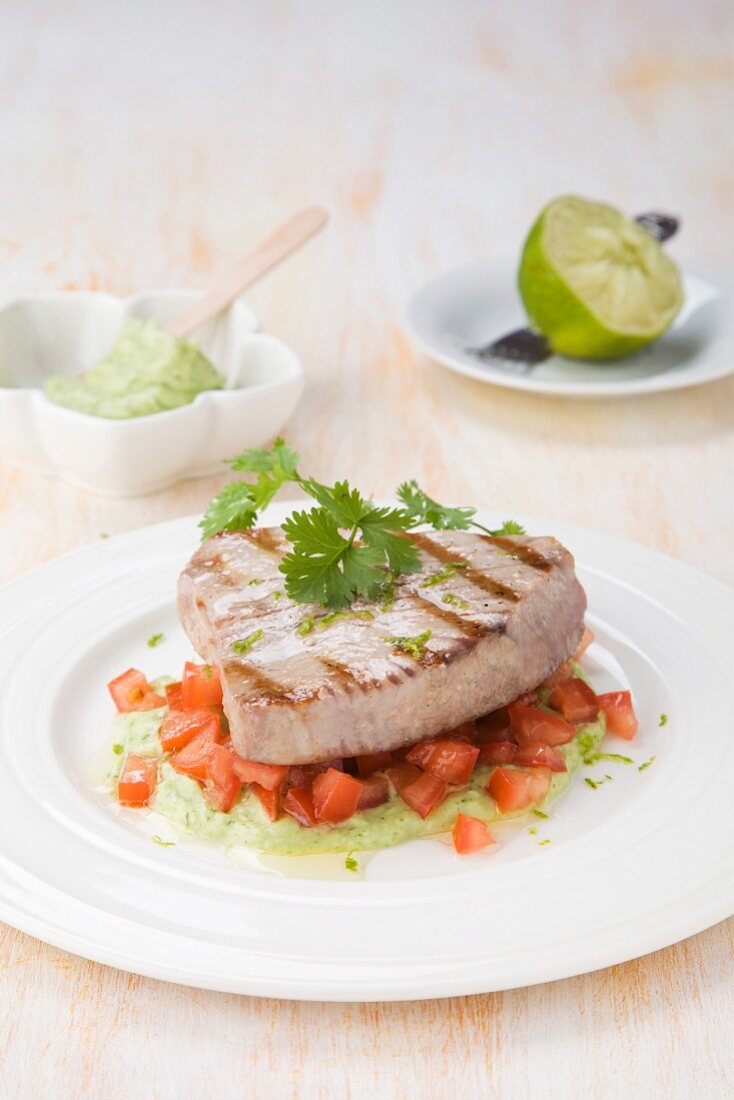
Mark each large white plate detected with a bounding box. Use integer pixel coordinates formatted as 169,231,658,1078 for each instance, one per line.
403,258,734,396
0,505,732,1001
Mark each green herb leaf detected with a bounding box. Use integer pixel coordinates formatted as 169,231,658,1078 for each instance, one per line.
530,808,549,819
396,480,475,531
112,743,124,755
227,437,300,478
537,838,551,846
421,562,468,587
199,481,260,539
638,756,656,772
659,713,668,727
316,609,375,631
442,592,470,610
384,629,432,661
152,835,176,847
247,578,263,586
529,826,538,835
280,507,386,609
344,853,358,873
297,616,315,637
490,519,526,536
232,629,264,655
586,752,634,765
200,438,302,540
146,632,165,648
585,774,613,790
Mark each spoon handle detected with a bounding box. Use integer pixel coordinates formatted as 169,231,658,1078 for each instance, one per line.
164,206,328,338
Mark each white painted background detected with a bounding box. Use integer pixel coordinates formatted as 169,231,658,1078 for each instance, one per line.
0,1,732,1096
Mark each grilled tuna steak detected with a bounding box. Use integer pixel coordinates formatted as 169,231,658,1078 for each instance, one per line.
177,528,586,764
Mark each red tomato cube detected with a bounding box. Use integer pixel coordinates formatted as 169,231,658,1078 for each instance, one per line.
181,662,223,709
118,754,158,807
312,768,365,825
477,740,517,766
159,708,221,753
229,756,289,791
452,813,497,854
356,750,394,778
170,726,222,781
598,691,638,740
548,678,600,723
108,668,164,713
512,742,567,772
475,707,514,745
282,787,318,828
387,763,448,819
486,766,552,814
406,738,479,785
251,782,280,822
356,774,390,811
509,703,576,747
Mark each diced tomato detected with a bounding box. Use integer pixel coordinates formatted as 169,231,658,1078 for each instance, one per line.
139,691,167,709
357,773,390,811
312,768,365,825
512,742,567,772
117,754,158,807
387,763,448,819
477,740,517,766
159,707,220,753
475,707,514,745
487,766,552,814
170,726,222,781
443,720,476,742
598,691,638,740
355,750,394,778
251,782,280,822
573,625,595,662
229,756,289,791
287,759,343,788
108,668,164,713
540,661,574,691
548,678,600,723
452,813,496,855
509,703,575,747
203,744,242,812
181,661,223,709
406,738,479,785
283,787,318,828
164,680,183,708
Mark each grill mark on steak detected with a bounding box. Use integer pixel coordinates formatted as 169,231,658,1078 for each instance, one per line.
479,534,554,572
224,660,318,707
407,532,521,603
241,529,283,554
318,655,382,692
409,591,493,638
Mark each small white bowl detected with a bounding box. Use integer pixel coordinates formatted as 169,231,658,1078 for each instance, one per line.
0,290,304,495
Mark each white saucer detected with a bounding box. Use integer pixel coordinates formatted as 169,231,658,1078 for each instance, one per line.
404,258,734,397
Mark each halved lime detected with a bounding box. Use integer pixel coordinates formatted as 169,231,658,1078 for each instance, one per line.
518,195,684,360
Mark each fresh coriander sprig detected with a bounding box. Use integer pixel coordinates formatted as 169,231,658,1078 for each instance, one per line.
200,442,528,609
396,480,525,538
199,438,301,539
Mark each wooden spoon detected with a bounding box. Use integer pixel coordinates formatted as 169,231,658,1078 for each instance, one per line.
164,206,328,338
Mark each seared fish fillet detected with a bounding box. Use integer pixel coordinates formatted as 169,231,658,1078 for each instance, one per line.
177,528,586,764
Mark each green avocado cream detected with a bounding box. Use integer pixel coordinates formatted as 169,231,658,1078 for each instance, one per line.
106,706,606,857
44,319,225,418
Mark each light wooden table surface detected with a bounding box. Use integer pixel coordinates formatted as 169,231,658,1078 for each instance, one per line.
1,2,733,1097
